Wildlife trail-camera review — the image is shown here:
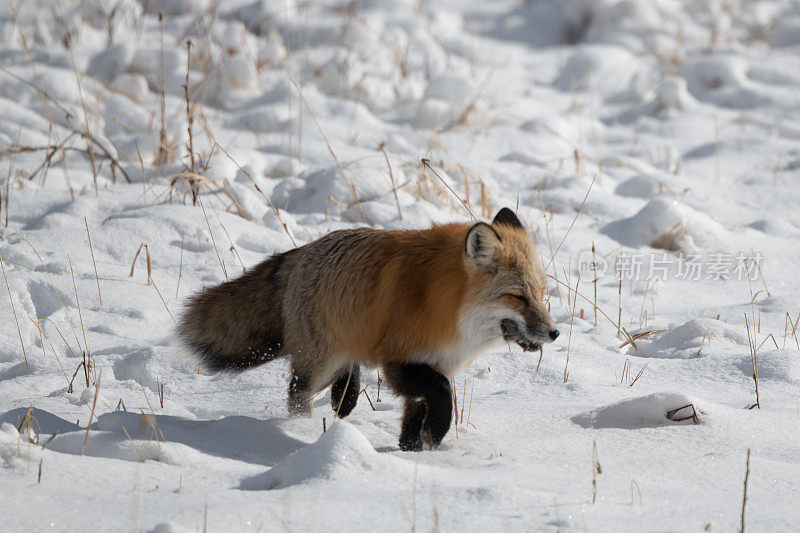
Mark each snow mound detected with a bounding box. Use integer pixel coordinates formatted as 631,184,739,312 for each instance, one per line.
0,422,43,466
614,176,658,198
0,407,81,435
554,45,643,100
272,159,407,217
629,318,747,359
112,347,161,393
573,392,706,429
239,421,412,490
734,349,800,383
424,74,473,103
602,198,731,251
0,422,23,465
88,44,136,82
617,76,698,122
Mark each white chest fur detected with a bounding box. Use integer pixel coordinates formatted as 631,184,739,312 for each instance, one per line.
410,305,511,377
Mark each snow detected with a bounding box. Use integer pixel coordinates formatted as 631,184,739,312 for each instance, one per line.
1,0,800,531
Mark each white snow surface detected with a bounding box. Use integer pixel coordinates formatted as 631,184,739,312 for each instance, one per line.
1,0,800,531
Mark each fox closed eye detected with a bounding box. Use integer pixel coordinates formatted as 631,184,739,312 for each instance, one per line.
506,293,529,305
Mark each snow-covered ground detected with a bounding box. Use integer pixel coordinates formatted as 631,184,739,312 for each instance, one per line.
1,0,800,530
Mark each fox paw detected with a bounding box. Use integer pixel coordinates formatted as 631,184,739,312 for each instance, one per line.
399,431,424,452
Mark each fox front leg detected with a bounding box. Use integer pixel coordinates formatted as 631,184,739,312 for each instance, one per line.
385,363,453,451
330,363,360,418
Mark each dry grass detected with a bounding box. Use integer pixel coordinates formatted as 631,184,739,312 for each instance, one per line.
56,0,98,194
666,403,699,424
153,13,176,168
81,371,101,455
128,243,175,323
617,329,667,350
544,173,597,270
591,440,602,504
183,39,199,204
197,194,228,282
420,158,475,220
564,279,579,383
129,243,152,281
28,316,69,387
651,223,688,251
8,1,74,197
14,228,83,355
547,274,618,330
744,314,760,409
740,448,751,533
84,217,102,306
290,78,363,220
0,256,27,366
377,142,402,220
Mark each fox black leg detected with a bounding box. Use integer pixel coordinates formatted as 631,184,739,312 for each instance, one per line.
330,363,360,418
288,370,312,417
399,399,428,451
385,363,452,451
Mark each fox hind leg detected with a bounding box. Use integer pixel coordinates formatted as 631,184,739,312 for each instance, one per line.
384,363,452,451
288,369,313,417
330,363,360,418
399,398,428,451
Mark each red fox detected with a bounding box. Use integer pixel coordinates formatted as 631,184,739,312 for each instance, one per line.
178,208,559,450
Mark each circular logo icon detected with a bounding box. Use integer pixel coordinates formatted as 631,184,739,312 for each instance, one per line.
577,250,607,282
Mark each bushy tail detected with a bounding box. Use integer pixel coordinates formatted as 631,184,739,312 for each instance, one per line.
177,249,299,371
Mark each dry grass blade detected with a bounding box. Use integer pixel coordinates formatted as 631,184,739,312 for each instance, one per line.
591,440,602,504
84,217,102,305
210,142,297,246
14,227,83,351
334,365,355,419
629,363,648,387
81,370,102,455
184,40,197,180
564,278,579,383
197,195,228,281
547,273,618,329
666,403,699,423
17,406,40,444
618,329,667,350
744,314,760,409
621,327,637,351
290,78,363,219
360,387,376,411
151,277,176,324
108,409,144,461
176,236,184,299
1,256,27,366
378,142,402,220
544,173,597,270
8,2,74,196
27,316,69,386
56,0,97,194
420,158,476,221
740,448,751,533
68,255,90,376
0,254,32,271
128,243,152,281
138,379,165,442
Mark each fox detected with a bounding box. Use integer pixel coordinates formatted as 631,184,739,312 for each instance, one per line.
178,208,559,451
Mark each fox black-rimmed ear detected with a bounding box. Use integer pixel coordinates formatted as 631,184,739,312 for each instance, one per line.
465,222,501,268
492,207,523,229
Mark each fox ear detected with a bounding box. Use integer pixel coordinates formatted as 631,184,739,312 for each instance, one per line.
492,207,523,229
465,223,501,268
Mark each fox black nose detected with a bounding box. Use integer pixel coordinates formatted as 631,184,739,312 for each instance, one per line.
549,329,560,341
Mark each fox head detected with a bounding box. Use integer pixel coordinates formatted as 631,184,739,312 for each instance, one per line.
463,208,559,352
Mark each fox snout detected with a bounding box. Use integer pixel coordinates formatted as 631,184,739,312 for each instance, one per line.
500,309,559,352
